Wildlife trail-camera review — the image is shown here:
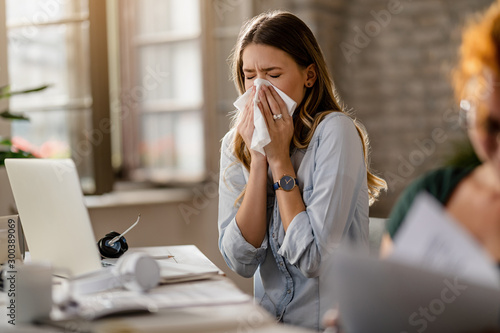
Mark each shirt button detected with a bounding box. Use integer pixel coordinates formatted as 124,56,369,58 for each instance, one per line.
287,289,291,294
280,262,284,266
272,233,275,238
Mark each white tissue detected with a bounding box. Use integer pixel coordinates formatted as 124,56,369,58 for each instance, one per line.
233,79,297,155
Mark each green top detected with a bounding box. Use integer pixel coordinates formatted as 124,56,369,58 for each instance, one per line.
386,167,475,238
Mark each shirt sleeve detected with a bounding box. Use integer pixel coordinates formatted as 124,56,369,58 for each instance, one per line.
217,130,268,278
278,114,367,278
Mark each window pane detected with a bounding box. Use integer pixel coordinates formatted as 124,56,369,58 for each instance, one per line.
123,0,205,182
6,0,88,22
136,0,200,35
6,1,94,192
11,109,95,193
137,40,202,105
174,111,204,173
7,23,91,109
139,111,204,180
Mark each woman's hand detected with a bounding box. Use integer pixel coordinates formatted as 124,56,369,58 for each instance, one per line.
236,87,266,164
236,86,255,148
257,85,294,167
322,308,343,333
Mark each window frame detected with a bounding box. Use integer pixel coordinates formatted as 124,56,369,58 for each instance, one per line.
88,0,113,194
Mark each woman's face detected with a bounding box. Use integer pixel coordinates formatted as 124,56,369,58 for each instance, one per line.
469,81,500,176
241,43,313,104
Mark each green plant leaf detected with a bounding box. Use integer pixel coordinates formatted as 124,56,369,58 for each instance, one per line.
0,138,13,146
0,109,30,121
0,84,50,100
0,150,36,166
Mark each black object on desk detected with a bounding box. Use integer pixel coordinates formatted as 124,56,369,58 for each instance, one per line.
97,214,141,259
97,231,129,259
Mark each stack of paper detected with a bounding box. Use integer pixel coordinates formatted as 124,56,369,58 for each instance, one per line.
156,261,220,284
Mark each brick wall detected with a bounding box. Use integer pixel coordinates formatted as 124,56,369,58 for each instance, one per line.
329,0,494,216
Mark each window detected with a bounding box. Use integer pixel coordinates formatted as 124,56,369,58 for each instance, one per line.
5,0,112,194
3,0,244,194
119,0,206,183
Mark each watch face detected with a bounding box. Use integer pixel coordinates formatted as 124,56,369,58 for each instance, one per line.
279,175,295,191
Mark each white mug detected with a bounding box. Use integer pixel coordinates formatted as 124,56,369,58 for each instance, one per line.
4,262,53,324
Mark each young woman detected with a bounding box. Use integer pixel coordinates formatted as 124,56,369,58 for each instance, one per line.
218,11,386,330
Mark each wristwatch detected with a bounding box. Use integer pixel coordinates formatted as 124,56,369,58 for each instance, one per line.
273,175,298,191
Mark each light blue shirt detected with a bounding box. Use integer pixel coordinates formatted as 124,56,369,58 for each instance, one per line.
218,112,369,331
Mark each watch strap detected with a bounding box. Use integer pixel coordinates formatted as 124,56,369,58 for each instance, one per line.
273,181,280,191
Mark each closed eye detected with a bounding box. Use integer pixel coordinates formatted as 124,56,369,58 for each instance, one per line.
269,74,281,78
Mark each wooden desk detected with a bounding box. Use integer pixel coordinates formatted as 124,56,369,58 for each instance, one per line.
0,245,315,333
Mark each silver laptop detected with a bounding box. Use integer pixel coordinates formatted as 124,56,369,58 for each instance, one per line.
5,158,102,277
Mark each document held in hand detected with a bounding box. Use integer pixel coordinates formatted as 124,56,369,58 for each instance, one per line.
390,191,500,289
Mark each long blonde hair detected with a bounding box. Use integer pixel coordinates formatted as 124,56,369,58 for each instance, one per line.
229,11,386,205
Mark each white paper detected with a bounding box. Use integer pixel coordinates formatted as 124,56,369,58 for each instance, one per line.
390,192,500,289
146,278,251,308
156,261,219,283
233,79,297,155
69,278,250,320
